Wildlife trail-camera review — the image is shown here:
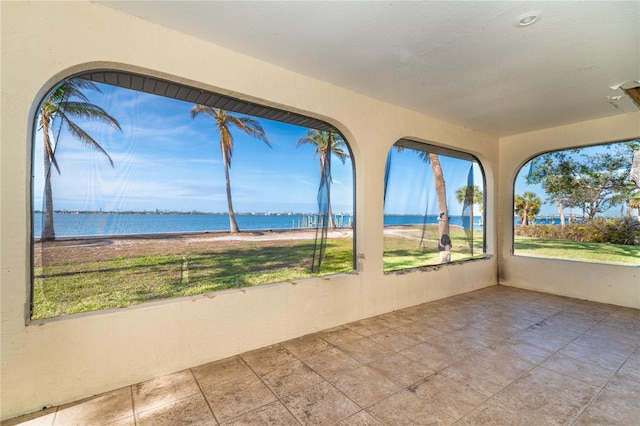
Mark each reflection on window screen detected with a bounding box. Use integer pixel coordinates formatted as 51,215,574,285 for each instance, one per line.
383,140,485,272
31,75,355,319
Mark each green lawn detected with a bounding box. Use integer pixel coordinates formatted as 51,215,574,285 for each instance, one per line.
384,226,484,272
33,232,638,319
33,239,353,319
514,236,640,265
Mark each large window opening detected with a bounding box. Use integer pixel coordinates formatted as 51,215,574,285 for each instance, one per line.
513,140,640,265
383,140,486,272
31,71,354,320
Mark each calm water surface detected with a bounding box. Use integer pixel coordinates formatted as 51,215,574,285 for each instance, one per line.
33,212,484,238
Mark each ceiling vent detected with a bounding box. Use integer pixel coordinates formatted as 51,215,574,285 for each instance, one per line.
608,80,640,112
623,86,640,109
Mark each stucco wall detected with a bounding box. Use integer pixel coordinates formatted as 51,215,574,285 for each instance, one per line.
498,113,640,308
1,1,499,419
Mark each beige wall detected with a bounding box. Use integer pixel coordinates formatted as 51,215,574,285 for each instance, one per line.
1,2,499,419
498,112,640,308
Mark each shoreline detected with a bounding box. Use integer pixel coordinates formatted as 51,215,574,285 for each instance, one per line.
34,226,353,243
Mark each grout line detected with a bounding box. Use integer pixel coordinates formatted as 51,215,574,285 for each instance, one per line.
6,288,636,426
129,386,137,426
189,368,219,424
567,306,635,425
237,347,304,425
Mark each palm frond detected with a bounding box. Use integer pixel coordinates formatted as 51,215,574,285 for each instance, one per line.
58,101,121,131
57,111,114,167
50,78,100,105
219,125,234,167
417,150,432,164
228,116,271,147
67,78,102,93
297,129,322,146
190,104,217,120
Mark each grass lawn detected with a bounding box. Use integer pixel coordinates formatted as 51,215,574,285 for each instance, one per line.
384,226,484,272
33,238,353,319
33,230,637,320
514,236,640,265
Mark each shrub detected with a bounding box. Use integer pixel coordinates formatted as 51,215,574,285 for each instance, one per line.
515,217,640,245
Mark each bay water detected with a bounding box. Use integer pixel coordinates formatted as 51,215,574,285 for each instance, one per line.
33,212,484,239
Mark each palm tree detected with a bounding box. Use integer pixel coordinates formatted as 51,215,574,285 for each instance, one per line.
455,185,483,209
395,148,451,263
456,185,483,254
297,130,350,228
514,192,541,226
39,78,122,241
424,153,451,263
191,106,271,233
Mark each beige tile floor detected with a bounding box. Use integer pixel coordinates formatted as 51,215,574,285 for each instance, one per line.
4,286,639,425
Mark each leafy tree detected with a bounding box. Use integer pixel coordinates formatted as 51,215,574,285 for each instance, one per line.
526,141,640,222
525,151,577,225
515,192,541,226
38,78,122,241
191,106,271,233
297,130,349,228
572,147,634,220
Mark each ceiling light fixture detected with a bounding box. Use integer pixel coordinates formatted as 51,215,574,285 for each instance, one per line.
515,11,541,27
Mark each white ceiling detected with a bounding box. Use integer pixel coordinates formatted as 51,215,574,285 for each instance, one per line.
98,1,639,137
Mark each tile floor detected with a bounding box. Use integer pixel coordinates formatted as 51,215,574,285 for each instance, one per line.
4,286,640,425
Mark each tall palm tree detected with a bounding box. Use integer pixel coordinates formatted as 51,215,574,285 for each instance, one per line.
393,147,451,263
191,106,271,233
39,78,122,241
423,153,451,263
514,192,541,226
297,130,350,228
456,185,483,255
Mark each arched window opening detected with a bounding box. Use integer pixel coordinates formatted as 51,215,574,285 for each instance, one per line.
513,140,640,265
31,71,355,320
383,140,486,272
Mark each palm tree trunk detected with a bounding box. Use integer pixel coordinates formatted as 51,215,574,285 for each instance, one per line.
319,153,336,229
42,141,56,241
327,195,336,229
429,154,450,263
223,157,239,233
469,202,474,257
326,167,336,229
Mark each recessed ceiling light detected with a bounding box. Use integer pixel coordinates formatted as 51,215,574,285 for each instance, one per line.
515,11,541,27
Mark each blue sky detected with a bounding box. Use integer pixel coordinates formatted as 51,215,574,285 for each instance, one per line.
383,147,484,216
33,82,354,214
36,80,630,219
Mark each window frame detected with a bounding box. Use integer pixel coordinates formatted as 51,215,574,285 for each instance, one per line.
383,139,487,273
511,139,640,265
29,68,357,322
